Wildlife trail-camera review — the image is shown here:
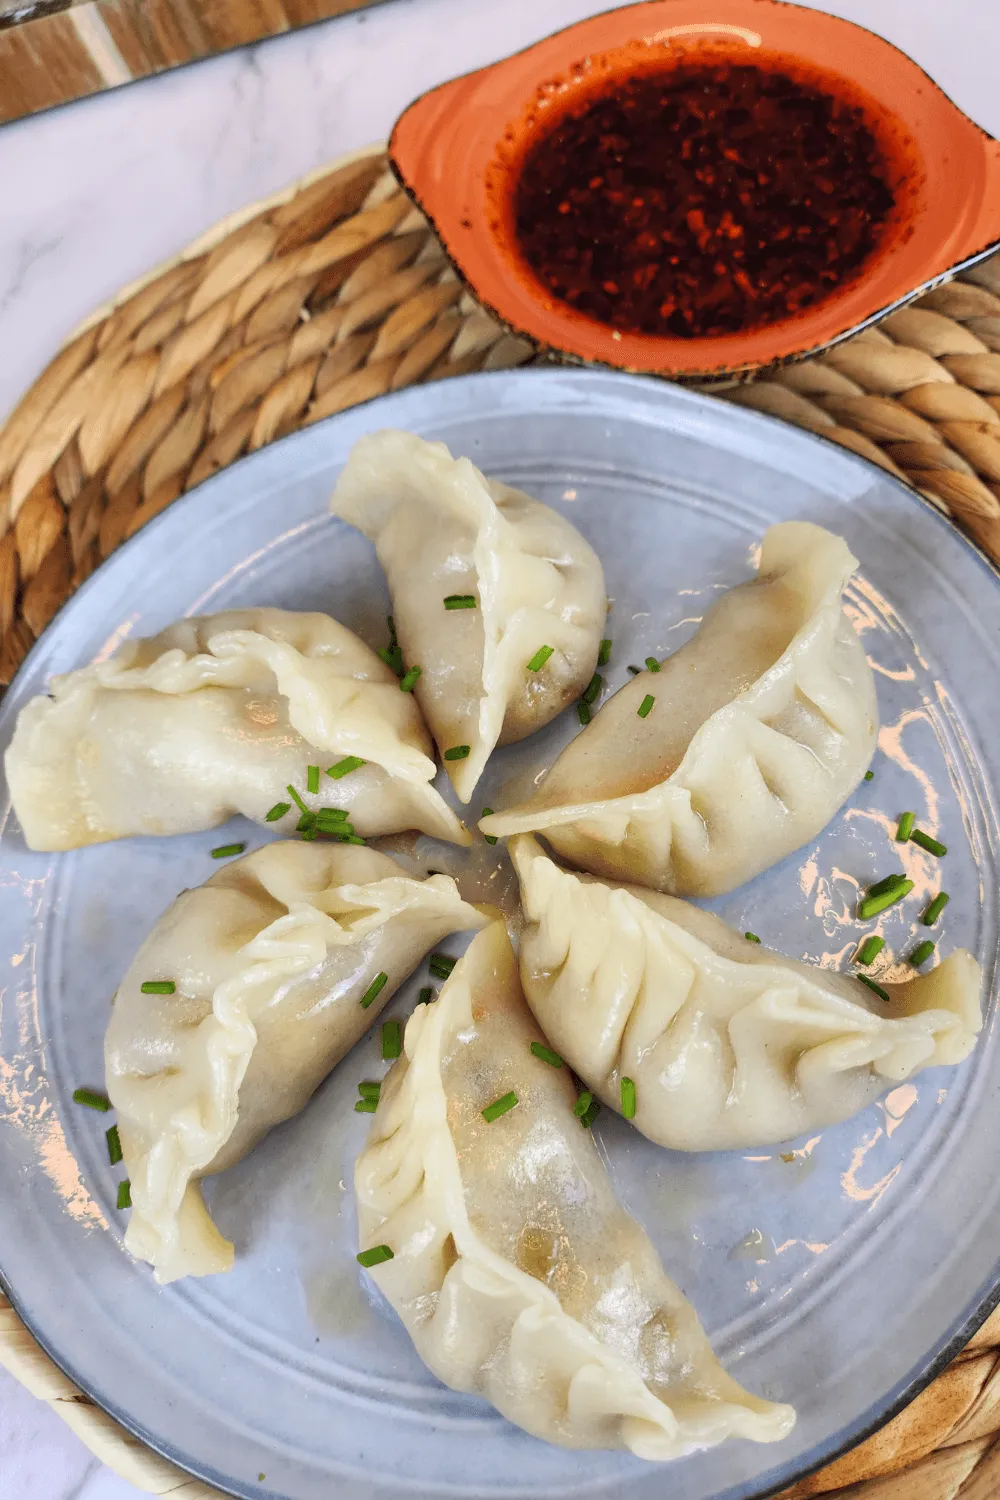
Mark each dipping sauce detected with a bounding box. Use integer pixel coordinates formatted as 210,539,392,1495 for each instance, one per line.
513,61,897,339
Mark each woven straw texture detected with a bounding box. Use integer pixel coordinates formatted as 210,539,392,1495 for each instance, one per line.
2,143,1000,1499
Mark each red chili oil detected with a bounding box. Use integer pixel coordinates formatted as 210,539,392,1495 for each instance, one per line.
512,61,898,339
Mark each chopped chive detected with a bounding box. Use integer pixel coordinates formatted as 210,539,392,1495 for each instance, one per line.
481,808,498,845
72,1088,110,1112
911,828,947,857
620,1077,637,1119
858,880,914,920
265,801,291,822
327,756,365,780
106,1125,123,1166
745,931,761,943
577,701,592,726
354,1098,378,1113
336,834,366,845
644,657,660,673
286,783,309,814
482,1091,519,1123
316,807,349,822
627,664,641,675
579,1099,600,1129
864,769,874,781
387,615,397,644
360,972,389,1009
856,974,890,1002
357,1244,394,1268
598,638,612,666
382,1020,402,1060
909,939,936,967
211,842,246,859
896,812,915,842
320,820,355,835
530,1041,563,1067
307,765,320,794
922,892,950,926
399,666,422,693
140,981,175,995
301,827,318,841
358,1081,381,1101
378,645,405,676
418,987,434,1005
867,872,909,898
296,811,317,833
444,745,471,761
637,694,655,719
856,935,885,966
429,954,456,980
582,673,602,705
526,645,554,672
117,1180,132,1210
444,594,477,610
573,1090,594,1119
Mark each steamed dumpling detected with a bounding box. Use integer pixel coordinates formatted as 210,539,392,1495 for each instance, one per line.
481,523,878,895
512,835,981,1150
6,607,468,850
354,921,795,1458
330,430,606,801
106,840,487,1283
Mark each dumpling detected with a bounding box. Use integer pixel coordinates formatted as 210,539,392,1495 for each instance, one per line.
6,607,469,851
354,921,795,1458
512,835,981,1150
106,840,487,1283
481,523,878,895
330,430,606,802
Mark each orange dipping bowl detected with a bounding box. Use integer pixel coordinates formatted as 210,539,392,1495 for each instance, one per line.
390,0,1000,380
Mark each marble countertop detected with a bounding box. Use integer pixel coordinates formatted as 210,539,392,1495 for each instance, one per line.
2,1,999,1496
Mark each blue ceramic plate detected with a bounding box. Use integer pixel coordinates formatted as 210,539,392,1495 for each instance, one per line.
1,369,998,1500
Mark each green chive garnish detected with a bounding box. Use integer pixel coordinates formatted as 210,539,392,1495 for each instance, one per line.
644,657,660,673
573,1090,594,1119
317,810,350,827
481,809,498,845
357,1244,394,1268
337,834,366,845
382,1020,402,1060
745,932,761,943
117,1180,132,1209
858,880,914,920
526,645,554,672
360,972,388,1009
909,940,936,967
579,1099,600,1129
265,801,291,822
576,699,592,726
864,770,874,781
307,765,320,794
287,783,309,813
922,892,950,926
106,1125,123,1165
301,827,318,841
429,954,455,980
378,645,405,676
911,828,947,857
444,745,471,761
354,1098,378,1113
856,935,885,966
140,981,175,995
867,873,909,898
582,673,602,705
627,664,641,675
327,756,365,780
620,1077,637,1119
857,974,890,1002
637,694,655,719
211,842,246,859
444,594,477,610
358,1081,381,1101
896,812,915,842
482,1091,518,1123
598,638,612,666
530,1041,563,1067
72,1088,110,1112
400,666,422,692
296,811,316,833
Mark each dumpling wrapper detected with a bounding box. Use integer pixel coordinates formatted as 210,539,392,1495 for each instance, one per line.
512,835,982,1150
481,523,878,895
330,430,606,801
355,920,795,1459
6,607,468,851
106,841,487,1283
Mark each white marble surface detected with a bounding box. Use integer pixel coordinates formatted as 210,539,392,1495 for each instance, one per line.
1,1,999,1496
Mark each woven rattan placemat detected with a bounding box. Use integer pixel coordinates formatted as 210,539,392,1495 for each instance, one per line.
2,144,1000,1500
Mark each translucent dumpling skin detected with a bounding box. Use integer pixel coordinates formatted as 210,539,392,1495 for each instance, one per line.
355,921,795,1459
512,836,982,1150
482,523,878,895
